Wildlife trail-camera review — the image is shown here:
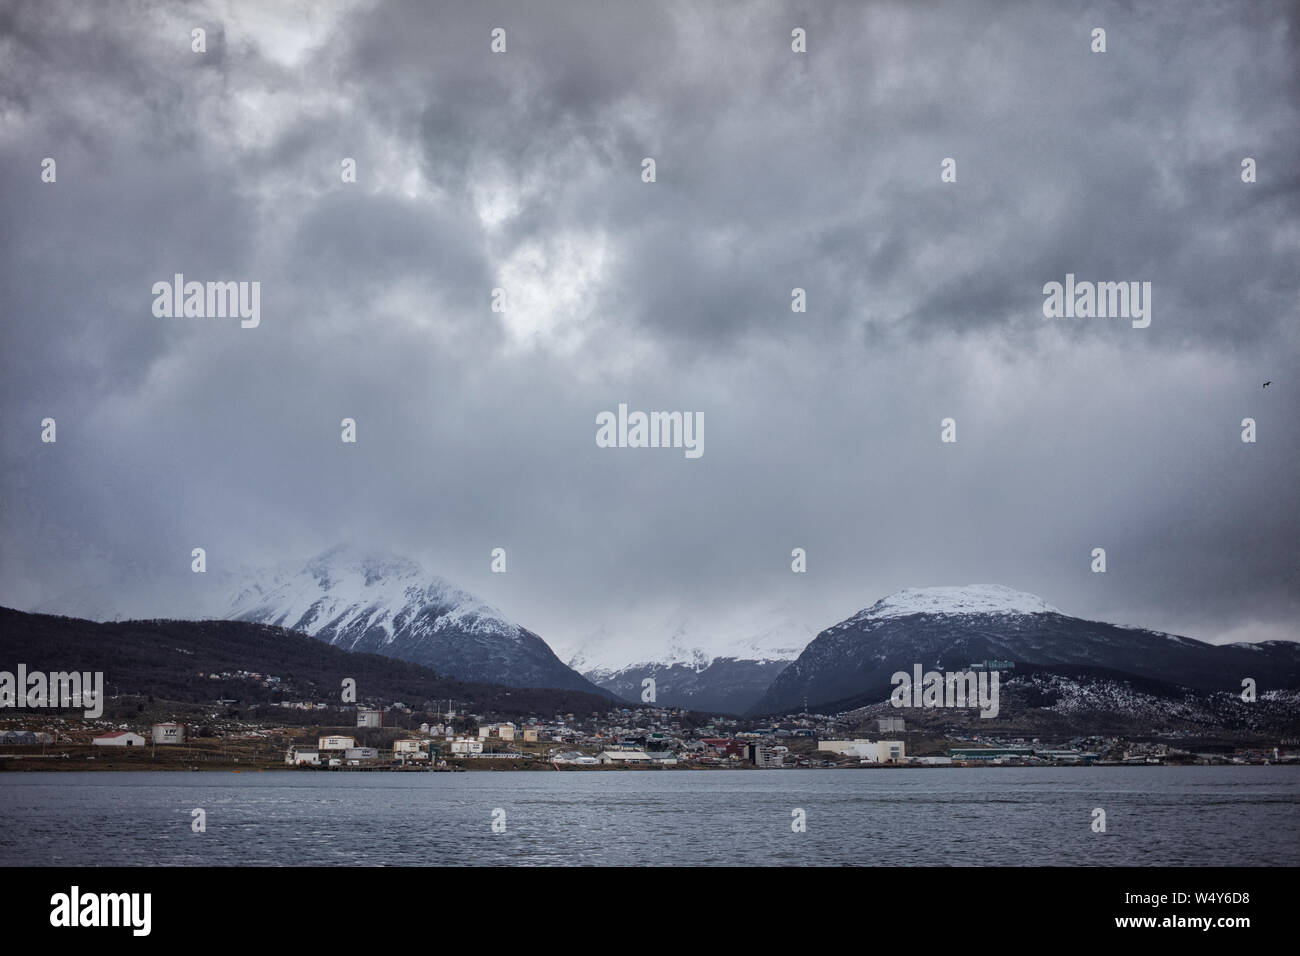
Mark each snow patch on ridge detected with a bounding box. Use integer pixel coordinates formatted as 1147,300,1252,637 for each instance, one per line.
854,584,1061,621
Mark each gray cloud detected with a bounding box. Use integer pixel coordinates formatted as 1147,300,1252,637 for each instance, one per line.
1,0,1296,659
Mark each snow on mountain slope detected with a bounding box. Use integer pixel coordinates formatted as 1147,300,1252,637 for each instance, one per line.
564,605,815,677
33,583,131,622
219,543,519,648
210,544,607,694
561,606,816,714
839,671,1300,737
849,584,1060,621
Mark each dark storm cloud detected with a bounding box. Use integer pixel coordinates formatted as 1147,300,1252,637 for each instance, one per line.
0,0,1296,656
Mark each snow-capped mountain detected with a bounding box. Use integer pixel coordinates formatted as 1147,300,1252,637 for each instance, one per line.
565,608,815,714
36,544,613,696
210,544,610,694
751,584,1300,716
854,584,1060,620
218,545,509,645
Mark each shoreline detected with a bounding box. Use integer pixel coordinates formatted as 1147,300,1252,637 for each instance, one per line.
3,758,1292,773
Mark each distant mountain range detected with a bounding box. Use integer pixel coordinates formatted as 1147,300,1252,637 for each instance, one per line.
30,564,1300,723
564,612,813,713
751,584,1300,716
34,547,818,712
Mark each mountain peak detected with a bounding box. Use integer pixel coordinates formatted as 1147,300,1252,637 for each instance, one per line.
856,584,1060,620
304,543,424,584
215,546,610,694
231,545,509,641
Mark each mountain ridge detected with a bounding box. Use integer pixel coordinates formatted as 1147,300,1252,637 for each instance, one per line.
750,584,1300,716
0,606,616,720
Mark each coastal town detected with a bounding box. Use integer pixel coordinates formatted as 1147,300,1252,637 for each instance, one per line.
2,694,1295,771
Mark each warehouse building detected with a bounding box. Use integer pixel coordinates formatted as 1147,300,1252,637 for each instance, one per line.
93,731,146,747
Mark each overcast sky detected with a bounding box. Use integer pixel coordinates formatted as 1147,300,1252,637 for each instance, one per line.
1,0,1296,661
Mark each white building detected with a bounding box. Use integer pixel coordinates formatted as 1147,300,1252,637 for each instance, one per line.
393,739,428,760
285,746,321,766
870,741,906,763
356,708,382,728
450,738,483,755
478,722,516,741
151,722,185,745
597,750,652,765
344,747,379,763
318,735,356,751
93,731,146,747
818,739,906,763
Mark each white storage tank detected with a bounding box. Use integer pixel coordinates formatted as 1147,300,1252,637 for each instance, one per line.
151,722,185,744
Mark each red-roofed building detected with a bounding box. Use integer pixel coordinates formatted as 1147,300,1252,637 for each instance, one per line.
700,738,746,758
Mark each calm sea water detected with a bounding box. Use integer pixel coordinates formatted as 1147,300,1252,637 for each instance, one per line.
1,767,1296,866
